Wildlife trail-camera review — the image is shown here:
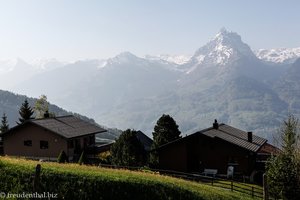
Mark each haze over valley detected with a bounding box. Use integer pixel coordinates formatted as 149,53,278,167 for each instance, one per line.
0,29,300,140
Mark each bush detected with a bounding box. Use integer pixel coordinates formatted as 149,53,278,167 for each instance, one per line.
98,151,111,164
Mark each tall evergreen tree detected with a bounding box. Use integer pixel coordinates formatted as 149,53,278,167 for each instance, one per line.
111,129,147,167
18,99,34,124
150,114,181,167
0,113,9,133
266,115,300,199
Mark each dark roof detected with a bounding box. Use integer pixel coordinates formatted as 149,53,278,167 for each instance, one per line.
201,124,267,152
136,131,153,151
3,115,106,139
95,142,114,148
158,123,267,153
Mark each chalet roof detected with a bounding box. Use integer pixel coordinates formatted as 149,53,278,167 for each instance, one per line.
157,123,267,153
3,115,106,139
201,124,267,152
136,131,153,151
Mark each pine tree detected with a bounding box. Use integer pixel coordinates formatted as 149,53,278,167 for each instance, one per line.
150,114,181,167
0,113,9,133
266,115,300,199
111,129,147,167
152,114,181,147
18,99,34,124
57,150,68,163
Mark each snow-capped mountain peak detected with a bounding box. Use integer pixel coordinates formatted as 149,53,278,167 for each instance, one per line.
190,28,256,67
213,28,242,45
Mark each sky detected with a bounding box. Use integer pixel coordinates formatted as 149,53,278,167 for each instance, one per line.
0,0,299,61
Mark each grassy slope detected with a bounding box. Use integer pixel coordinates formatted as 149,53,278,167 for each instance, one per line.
0,157,258,200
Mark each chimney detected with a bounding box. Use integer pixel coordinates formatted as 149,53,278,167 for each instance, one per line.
44,110,50,118
247,132,253,143
213,119,219,129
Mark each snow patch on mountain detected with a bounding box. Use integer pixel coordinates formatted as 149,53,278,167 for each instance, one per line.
144,54,192,65
256,47,300,63
195,54,205,65
97,60,108,69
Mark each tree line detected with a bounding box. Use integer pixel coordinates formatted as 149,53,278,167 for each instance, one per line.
0,95,50,134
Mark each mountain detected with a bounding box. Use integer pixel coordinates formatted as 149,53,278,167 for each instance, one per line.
256,47,300,64
0,58,67,90
12,59,105,104
0,90,121,140
187,28,257,67
274,58,300,116
176,28,286,102
7,28,299,140
0,90,74,126
12,52,181,125
166,29,288,138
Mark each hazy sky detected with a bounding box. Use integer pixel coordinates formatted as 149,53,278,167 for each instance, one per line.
0,0,299,61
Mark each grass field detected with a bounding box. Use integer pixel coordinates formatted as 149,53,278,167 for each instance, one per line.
0,156,260,200
210,179,263,198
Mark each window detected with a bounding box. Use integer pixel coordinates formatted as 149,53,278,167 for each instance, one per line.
40,140,48,149
24,140,32,147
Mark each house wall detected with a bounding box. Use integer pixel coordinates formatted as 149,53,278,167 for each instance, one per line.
159,140,187,172
194,135,256,175
3,123,68,159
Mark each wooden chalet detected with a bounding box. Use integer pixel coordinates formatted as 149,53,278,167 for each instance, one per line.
157,120,279,183
1,115,107,161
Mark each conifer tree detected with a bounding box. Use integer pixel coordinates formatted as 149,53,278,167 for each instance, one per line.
18,99,34,124
266,115,300,199
0,113,9,133
150,114,181,167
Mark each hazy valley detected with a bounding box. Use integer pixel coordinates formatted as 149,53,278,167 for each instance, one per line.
1,29,300,140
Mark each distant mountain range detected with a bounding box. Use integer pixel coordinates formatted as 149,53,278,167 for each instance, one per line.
255,47,300,64
1,28,300,141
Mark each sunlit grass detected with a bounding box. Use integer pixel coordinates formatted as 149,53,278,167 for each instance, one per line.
0,156,259,200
